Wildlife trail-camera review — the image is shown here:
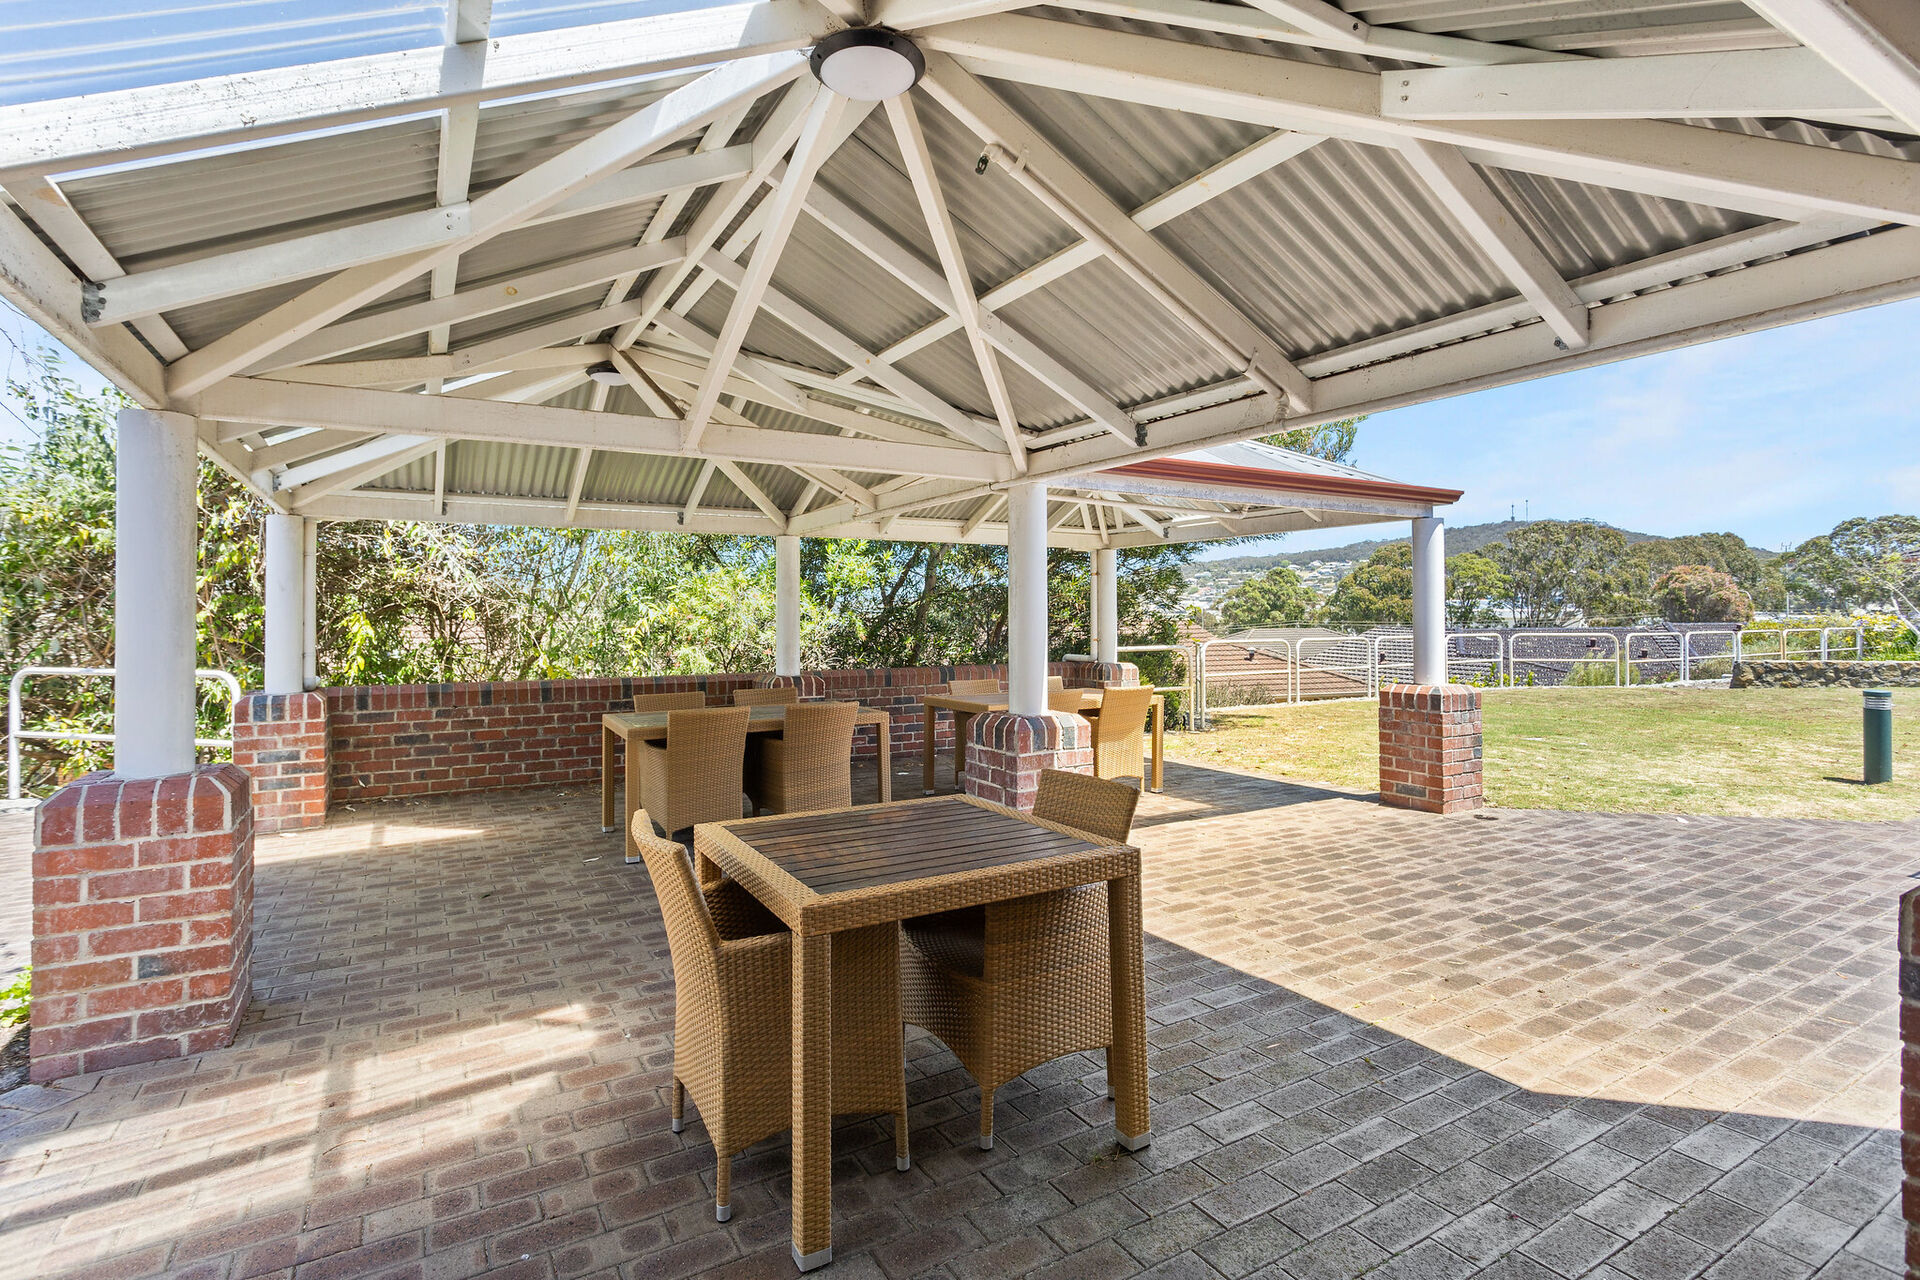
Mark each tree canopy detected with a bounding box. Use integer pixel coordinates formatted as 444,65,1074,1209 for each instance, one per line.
1652,564,1753,623
1322,542,1414,623
1217,563,1317,632
1781,515,1920,622
1483,520,1635,624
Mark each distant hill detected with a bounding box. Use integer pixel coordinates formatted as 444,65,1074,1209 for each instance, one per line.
1198,520,1663,575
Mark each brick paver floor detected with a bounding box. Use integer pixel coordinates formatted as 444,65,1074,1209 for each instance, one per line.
0,759,1913,1280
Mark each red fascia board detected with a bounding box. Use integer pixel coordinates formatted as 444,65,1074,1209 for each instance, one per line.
1099,458,1463,506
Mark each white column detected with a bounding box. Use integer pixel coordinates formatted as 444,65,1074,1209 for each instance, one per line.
774,534,801,677
1411,515,1446,686
1006,482,1049,717
302,517,319,690
1093,547,1119,666
263,513,304,695
114,408,199,779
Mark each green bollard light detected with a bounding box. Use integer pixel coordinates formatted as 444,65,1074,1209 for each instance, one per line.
1864,689,1893,785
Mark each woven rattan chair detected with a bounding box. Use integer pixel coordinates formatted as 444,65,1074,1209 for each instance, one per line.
901,769,1140,1148
1047,674,1066,691
1088,685,1155,785
946,678,1002,698
631,812,909,1221
733,685,800,707
1047,689,1090,714
635,706,751,839
746,700,858,816
632,691,708,714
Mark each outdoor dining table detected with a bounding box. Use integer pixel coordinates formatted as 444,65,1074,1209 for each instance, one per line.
600,703,891,855
694,794,1149,1271
919,688,1166,796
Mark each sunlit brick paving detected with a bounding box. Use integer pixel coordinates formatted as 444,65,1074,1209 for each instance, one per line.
0,760,1912,1279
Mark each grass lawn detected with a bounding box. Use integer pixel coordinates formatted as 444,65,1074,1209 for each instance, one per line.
1163,686,1920,820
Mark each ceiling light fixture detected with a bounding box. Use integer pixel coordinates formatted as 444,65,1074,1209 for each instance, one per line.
809,28,924,101
587,361,625,386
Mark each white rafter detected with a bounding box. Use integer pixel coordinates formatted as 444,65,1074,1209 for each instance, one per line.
1396,138,1589,350
165,52,807,399
685,89,850,447
428,0,494,358
886,92,1029,469
923,55,1317,411
1748,0,1920,135
0,204,165,405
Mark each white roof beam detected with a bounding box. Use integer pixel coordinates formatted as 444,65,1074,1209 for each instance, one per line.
1748,0,1920,135
609,81,821,350
598,107,753,314
429,0,494,357
265,345,614,389
697,249,1009,452
715,460,789,529
185,378,1014,481
258,240,686,371
0,0,831,182
164,53,805,399
93,147,750,326
3,177,188,361
1383,47,1885,123
685,90,851,448
886,92,1032,469
1396,139,1588,349
920,15,1920,225
858,126,1324,372
679,459,715,522
608,349,685,418
0,204,166,406
276,433,443,494
923,56,1316,411
246,428,379,474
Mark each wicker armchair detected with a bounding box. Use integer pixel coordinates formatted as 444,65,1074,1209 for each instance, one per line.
733,686,800,707
946,678,1002,697
631,812,909,1222
633,691,708,714
1089,685,1155,785
746,701,858,816
1048,689,1090,714
634,706,751,840
1048,675,1066,691
901,769,1140,1148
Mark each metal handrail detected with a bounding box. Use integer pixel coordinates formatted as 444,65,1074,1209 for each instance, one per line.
1504,631,1622,687
1194,637,1295,726
7,666,243,800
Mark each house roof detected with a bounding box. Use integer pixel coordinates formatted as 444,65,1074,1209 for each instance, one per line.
2,1,1914,550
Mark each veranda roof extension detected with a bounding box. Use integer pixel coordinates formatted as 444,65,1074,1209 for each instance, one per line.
2,0,1917,544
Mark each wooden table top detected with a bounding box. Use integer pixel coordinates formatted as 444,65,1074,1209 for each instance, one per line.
604,702,887,739
695,795,1136,934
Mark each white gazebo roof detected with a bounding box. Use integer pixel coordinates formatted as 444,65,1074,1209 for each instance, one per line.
3,0,1915,549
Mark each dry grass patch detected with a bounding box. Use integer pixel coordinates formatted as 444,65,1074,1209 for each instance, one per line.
1165,686,1920,820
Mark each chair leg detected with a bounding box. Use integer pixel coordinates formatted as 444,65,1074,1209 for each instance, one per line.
672,1078,685,1133
979,1086,994,1150
895,1102,911,1172
716,1152,732,1222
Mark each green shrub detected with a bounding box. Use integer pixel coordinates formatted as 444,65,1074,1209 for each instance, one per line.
0,968,28,1027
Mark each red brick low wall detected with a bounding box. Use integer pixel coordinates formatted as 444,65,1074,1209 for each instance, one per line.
316,662,1132,806
1378,683,1484,815
233,692,328,833
31,764,254,1082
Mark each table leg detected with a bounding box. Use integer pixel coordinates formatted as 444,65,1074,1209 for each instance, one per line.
922,705,936,796
601,726,617,832
792,931,834,1270
1150,700,1165,793
623,738,642,865
878,716,892,804
955,712,973,786
1107,872,1150,1150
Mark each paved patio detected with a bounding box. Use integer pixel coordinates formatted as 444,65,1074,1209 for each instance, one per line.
0,758,1912,1280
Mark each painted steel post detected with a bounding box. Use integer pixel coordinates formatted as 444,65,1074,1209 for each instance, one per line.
775,534,801,677
1865,689,1893,784
264,513,305,695
1006,482,1048,717
1410,516,1445,686
302,517,319,689
113,408,199,779
1093,547,1119,667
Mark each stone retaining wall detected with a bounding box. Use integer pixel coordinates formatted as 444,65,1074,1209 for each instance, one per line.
1731,660,1920,688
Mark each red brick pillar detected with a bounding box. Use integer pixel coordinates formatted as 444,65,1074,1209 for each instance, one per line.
29,764,254,1082
963,711,1093,811
1901,885,1920,1278
1378,684,1483,814
232,691,330,832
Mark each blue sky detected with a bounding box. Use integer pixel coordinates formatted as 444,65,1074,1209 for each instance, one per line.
4,292,1917,555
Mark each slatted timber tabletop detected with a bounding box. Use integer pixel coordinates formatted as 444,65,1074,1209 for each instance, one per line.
694,794,1137,935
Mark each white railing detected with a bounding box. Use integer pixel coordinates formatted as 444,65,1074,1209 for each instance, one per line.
6,666,243,800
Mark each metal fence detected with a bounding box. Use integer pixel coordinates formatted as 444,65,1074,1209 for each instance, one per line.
6,666,243,800
1186,624,1870,726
